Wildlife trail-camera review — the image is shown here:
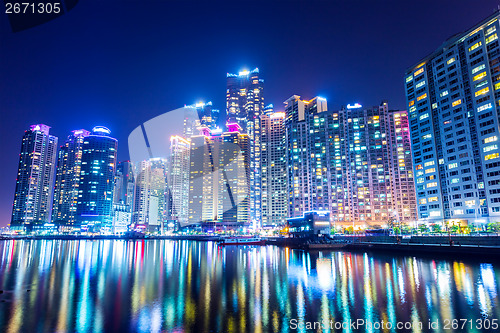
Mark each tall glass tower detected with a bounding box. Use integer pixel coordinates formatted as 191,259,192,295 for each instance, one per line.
52,129,90,230
76,126,118,232
226,68,264,228
11,124,58,231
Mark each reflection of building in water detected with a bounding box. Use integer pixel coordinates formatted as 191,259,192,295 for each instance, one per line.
187,122,250,229
286,211,331,237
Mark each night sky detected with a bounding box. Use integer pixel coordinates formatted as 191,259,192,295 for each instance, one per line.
0,0,498,226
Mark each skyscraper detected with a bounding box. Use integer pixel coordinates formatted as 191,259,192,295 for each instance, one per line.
11,124,58,230
112,161,135,232
76,126,118,232
131,158,167,232
52,129,90,229
405,11,500,227
187,123,250,229
168,135,190,225
260,105,288,227
226,68,264,227
284,96,417,228
284,96,328,217
113,161,135,208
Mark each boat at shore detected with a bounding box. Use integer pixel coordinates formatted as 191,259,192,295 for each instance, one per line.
217,237,265,246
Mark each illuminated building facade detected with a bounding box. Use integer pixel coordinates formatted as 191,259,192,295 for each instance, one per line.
284,95,327,217
168,135,191,225
52,129,90,229
184,102,220,138
226,68,264,227
285,96,417,228
76,126,118,232
405,12,500,226
187,123,250,228
112,160,135,229
132,158,167,232
11,124,58,230
113,161,135,208
260,105,288,227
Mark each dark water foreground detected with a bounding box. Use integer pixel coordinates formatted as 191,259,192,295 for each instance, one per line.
0,240,498,332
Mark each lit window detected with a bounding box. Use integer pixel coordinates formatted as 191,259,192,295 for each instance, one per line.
452,99,462,107
486,25,497,36
430,211,441,217
448,163,458,169
428,197,438,202
417,93,427,101
409,100,414,107
454,209,464,215
485,153,499,161
484,145,498,153
425,168,436,174
473,72,487,81
419,113,429,120
485,136,498,144
406,76,413,83
472,64,486,74
486,33,498,44
416,81,426,88
475,87,490,97
419,198,427,204
424,161,435,167
465,200,476,206
468,41,482,52
478,103,492,112
440,90,449,97
427,182,438,188
409,106,416,112
451,178,460,184
414,68,424,76
447,57,455,65
432,103,438,109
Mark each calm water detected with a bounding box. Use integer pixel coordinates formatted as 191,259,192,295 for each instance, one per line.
0,240,498,332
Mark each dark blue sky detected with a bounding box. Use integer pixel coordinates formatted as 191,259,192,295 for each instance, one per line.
0,0,498,226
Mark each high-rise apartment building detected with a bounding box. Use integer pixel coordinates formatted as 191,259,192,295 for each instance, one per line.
114,161,135,207
284,96,417,228
184,102,220,138
168,135,191,225
187,123,250,229
284,96,328,217
260,105,288,227
405,12,500,226
131,158,167,232
52,129,90,229
76,126,118,232
11,124,58,230
226,68,264,227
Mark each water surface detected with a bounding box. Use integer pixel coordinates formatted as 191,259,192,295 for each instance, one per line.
0,240,498,332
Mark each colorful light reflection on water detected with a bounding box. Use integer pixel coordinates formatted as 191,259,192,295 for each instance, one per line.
0,240,498,332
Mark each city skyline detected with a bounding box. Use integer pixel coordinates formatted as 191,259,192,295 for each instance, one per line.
1,1,500,226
